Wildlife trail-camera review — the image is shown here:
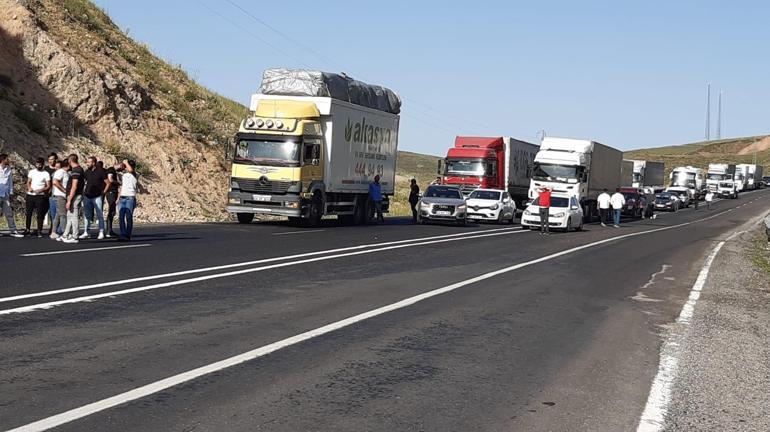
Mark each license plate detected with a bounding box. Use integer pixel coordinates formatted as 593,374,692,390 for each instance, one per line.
468,214,482,219
253,194,271,202
436,211,451,216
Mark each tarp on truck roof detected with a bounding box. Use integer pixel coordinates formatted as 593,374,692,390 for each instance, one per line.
258,68,402,114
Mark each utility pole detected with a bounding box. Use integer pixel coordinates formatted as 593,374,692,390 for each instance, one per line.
716,91,722,140
705,83,711,141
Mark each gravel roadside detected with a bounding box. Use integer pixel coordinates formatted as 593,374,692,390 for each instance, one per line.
663,226,770,431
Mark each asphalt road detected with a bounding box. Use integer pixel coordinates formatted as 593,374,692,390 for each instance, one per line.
2,189,769,431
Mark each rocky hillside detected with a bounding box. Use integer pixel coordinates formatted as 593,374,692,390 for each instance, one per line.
0,0,248,223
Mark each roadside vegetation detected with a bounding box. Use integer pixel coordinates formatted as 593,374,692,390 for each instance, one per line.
391,151,440,216
747,229,770,274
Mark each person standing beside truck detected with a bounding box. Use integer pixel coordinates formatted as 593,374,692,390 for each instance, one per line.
610,188,626,228
368,175,385,224
597,188,611,227
705,190,714,210
408,178,420,223
537,187,551,235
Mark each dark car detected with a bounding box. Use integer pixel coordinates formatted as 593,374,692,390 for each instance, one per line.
653,192,680,212
620,187,654,218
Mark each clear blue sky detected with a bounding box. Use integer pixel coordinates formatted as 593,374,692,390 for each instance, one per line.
94,0,769,155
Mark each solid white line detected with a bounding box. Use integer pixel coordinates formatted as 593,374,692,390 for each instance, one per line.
0,230,526,315
20,244,151,257
0,226,520,305
636,241,725,432
272,229,325,236
6,207,738,431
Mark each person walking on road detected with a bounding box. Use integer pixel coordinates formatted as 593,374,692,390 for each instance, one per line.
597,188,611,227
105,161,121,237
537,187,551,235
693,191,700,211
50,160,70,241
705,190,714,210
0,153,24,238
368,175,385,224
80,156,108,240
62,154,85,244
25,157,51,237
118,159,140,241
408,178,420,223
610,188,626,228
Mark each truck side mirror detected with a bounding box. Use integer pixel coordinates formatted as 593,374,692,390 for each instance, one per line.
224,138,233,161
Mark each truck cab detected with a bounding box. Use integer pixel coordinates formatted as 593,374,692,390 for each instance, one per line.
440,137,502,196
669,166,704,200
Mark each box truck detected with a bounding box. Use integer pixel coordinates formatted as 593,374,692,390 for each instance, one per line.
706,163,736,192
528,137,623,220
734,164,750,192
227,69,400,227
629,160,665,190
668,166,704,202
439,136,538,206
740,164,764,190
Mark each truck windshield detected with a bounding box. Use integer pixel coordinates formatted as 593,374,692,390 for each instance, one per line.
445,159,492,176
234,139,300,167
707,173,725,181
671,171,696,188
531,163,580,182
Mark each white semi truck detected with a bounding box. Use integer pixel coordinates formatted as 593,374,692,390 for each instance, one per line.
739,164,764,190
529,137,622,221
668,165,704,202
706,163,736,193
734,164,750,192
629,160,665,190
227,69,401,226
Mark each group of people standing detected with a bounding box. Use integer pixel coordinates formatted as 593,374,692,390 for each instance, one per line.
0,153,142,242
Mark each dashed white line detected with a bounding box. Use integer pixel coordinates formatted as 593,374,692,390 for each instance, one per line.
636,241,725,432
272,229,326,235
20,244,151,257
6,206,741,431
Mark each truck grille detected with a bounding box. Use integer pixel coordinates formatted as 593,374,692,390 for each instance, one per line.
459,184,480,195
235,178,292,194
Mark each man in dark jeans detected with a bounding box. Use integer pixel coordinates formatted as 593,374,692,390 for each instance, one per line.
368,175,385,224
538,187,551,235
25,157,51,237
105,161,121,237
408,178,420,223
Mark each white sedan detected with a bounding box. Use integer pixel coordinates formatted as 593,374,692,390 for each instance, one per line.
465,189,516,224
521,194,584,232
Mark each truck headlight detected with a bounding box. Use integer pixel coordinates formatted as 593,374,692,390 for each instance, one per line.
228,197,240,204
230,180,240,189
551,212,565,218
285,201,299,209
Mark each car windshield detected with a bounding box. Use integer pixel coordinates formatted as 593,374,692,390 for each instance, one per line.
531,163,580,182
425,186,463,199
532,196,569,208
235,139,300,166
468,190,501,200
657,193,674,200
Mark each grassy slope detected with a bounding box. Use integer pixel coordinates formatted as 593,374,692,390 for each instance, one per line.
391,151,441,216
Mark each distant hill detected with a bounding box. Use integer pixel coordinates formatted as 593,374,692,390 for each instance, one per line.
391,151,441,216
624,135,770,178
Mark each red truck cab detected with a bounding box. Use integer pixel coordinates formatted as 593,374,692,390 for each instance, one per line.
440,137,504,196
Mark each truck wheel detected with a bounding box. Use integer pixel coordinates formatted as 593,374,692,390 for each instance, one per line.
236,213,254,224
339,215,356,225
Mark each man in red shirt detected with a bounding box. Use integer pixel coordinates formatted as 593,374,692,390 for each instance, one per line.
538,187,552,235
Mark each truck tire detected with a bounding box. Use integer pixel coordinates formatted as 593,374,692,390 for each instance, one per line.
306,193,323,227
339,215,356,225
236,213,254,224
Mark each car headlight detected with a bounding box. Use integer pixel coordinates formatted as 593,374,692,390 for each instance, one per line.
457,204,467,211
523,210,532,216
490,204,499,210
551,212,565,218
420,202,430,208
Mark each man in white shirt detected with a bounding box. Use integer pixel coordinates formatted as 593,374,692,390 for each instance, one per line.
597,188,611,227
25,157,51,237
705,191,714,210
50,161,71,240
0,153,24,237
610,188,626,228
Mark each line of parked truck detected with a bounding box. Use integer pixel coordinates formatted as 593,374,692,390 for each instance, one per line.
225,68,766,228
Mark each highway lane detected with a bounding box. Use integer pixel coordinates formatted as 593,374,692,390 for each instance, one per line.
2,188,769,431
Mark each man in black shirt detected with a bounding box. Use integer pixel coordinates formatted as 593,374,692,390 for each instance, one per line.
63,154,85,243
80,156,108,240
105,161,121,238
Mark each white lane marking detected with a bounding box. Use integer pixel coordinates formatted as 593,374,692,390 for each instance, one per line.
20,244,151,257
272,230,325,236
6,207,741,431
636,241,725,432
0,230,526,315
0,227,520,305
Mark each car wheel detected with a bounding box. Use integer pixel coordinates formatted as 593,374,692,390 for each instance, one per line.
575,218,584,231
497,211,505,224
567,217,572,232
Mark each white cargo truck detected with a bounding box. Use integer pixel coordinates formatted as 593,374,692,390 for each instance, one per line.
668,165,704,202
734,164,750,192
629,160,665,190
706,163,736,192
227,69,401,226
741,164,763,190
529,137,623,221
